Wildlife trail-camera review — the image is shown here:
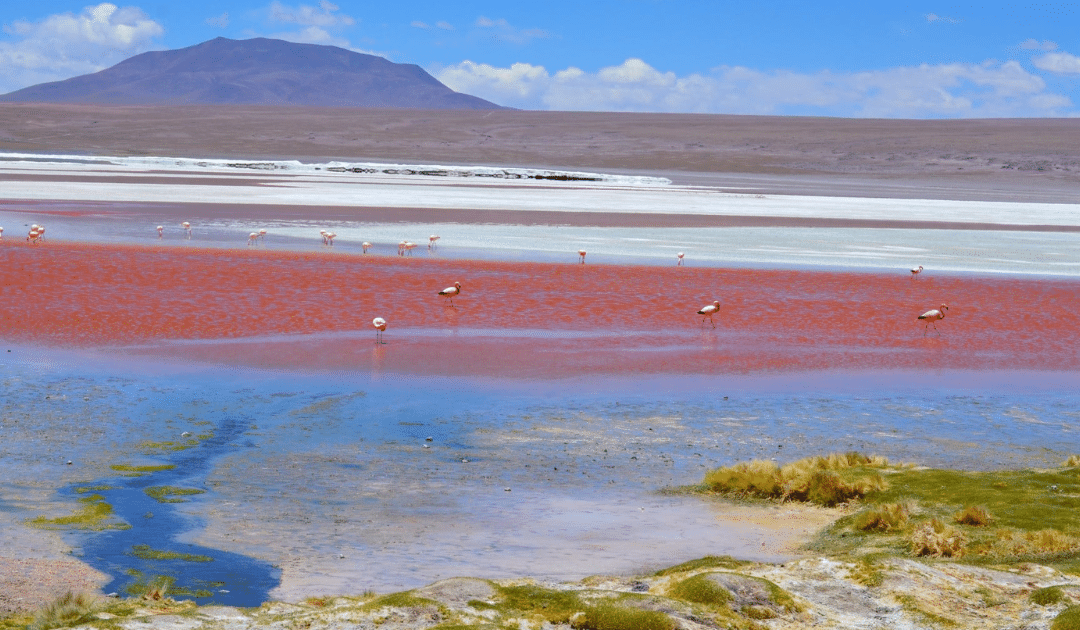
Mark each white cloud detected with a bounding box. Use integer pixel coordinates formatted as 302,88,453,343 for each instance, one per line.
474,15,549,44
1020,38,1057,51
926,13,961,24
435,58,1074,118
206,12,229,28
1032,51,1080,75
436,21,454,31
411,21,430,29
268,1,354,28
0,2,163,94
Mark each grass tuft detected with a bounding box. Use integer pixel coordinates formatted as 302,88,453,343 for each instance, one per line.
703,452,890,506
954,505,994,526
1053,605,1080,630
29,592,97,630
570,603,674,630
982,529,1080,558
853,502,910,532
128,544,213,562
144,486,206,503
910,518,967,557
1066,455,1080,468
494,584,582,624
652,556,749,576
1032,586,1067,606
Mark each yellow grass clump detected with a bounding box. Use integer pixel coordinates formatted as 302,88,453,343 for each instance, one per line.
953,505,994,526
703,452,890,507
853,502,911,532
910,518,967,557
1065,455,1080,467
983,529,1080,558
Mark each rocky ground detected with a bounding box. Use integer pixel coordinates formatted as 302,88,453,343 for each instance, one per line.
9,555,1080,630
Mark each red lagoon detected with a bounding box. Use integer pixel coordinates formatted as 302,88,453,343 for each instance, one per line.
2,241,1078,378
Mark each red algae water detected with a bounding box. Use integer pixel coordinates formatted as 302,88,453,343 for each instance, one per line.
2,240,1078,376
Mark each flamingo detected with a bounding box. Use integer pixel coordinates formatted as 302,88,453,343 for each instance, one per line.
677,252,685,266
697,300,720,328
372,317,387,344
259,229,267,241
27,228,39,243
182,221,191,239
156,225,164,238
439,281,462,307
248,232,259,247
918,304,949,334
320,230,329,246
326,232,337,247
403,241,417,256
578,249,586,264
429,235,440,251
911,265,924,278
398,240,406,256
362,241,372,254
0,226,4,239
36,225,45,241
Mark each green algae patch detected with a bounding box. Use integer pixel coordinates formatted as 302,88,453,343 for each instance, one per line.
653,555,750,576
571,603,674,630
493,584,584,624
110,464,176,477
667,574,731,608
28,494,130,531
1032,586,1068,606
144,486,206,503
74,485,114,494
128,544,213,563
359,592,439,612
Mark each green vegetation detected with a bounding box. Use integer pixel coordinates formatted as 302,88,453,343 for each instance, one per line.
1066,456,1080,467
493,584,583,624
895,593,958,627
128,544,213,563
954,505,993,526
853,502,910,532
910,518,966,558
28,592,98,630
110,463,176,476
653,555,750,576
359,592,439,612
27,494,130,531
74,485,114,494
1054,606,1080,630
1031,586,1067,606
702,452,891,506
571,603,674,630
667,574,731,607
144,486,206,503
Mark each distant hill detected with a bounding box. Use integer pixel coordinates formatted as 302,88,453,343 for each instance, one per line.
0,37,505,110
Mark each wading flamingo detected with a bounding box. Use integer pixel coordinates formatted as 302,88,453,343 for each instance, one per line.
911,265,924,278
362,241,372,254
373,317,387,344
326,232,337,247
677,252,685,266
36,225,45,241
156,225,164,238
918,304,949,334
439,281,462,307
27,228,40,243
697,300,720,328
429,235,440,251
248,232,259,247
182,222,191,239
403,241,417,256
259,229,267,241
0,226,4,239
578,249,586,264
320,230,329,246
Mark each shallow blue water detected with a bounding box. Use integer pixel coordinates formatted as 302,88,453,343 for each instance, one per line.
2,347,1079,601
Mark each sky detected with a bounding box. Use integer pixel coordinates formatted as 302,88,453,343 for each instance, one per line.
1,1,1078,118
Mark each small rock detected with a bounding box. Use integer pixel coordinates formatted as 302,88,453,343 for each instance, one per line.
66,460,73,465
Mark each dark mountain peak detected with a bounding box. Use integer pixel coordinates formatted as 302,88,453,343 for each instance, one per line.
0,37,504,110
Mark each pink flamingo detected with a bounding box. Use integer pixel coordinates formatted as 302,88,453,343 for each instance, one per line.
439,281,462,307
911,265,924,278
373,317,387,344
578,249,586,264
918,304,949,334
0,226,4,239
429,235,440,251
326,232,337,247
248,232,259,247
677,252,685,266
182,222,191,239
403,241,417,256
259,229,267,242
156,225,164,238
362,241,372,254
697,300,720,328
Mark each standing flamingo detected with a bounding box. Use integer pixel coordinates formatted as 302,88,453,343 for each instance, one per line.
326,232,337,247
677,252,685,266
373,317,387,344
362,241,372,254
578,249,586,264
156,225,164,238
182,222,191,239
248,232,259,247
403,241,417,256
918,304,949,334
27,228,40,243
36,225,45,241
911,265,924,278
439,281,462,307
697,300,720,328
259,229,267,241
0,226,4,239
429,235,440,251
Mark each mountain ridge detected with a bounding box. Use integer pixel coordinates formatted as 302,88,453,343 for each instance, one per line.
0,37,504,110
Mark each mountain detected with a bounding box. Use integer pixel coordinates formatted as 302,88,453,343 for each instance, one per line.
0,37,505,110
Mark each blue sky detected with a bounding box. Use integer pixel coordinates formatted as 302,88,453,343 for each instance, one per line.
1,1,1078,117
